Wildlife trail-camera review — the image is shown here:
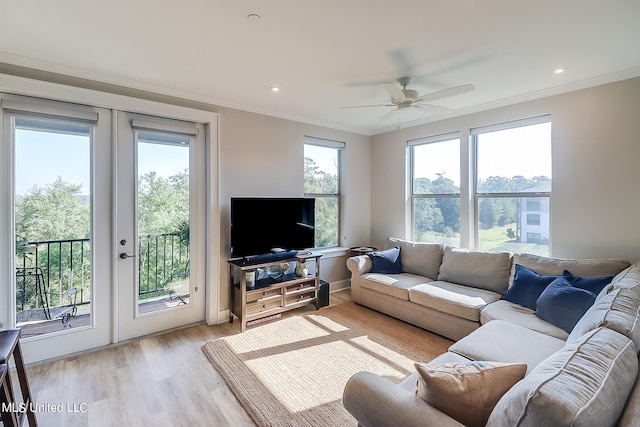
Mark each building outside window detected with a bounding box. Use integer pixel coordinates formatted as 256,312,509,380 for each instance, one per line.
304,137,343,248
410,134,461,246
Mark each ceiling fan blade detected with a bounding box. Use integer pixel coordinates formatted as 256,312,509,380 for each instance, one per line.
417,84,475,102
412,104,452,115
379,107,399,122
383,83,406,102
341,104,394,109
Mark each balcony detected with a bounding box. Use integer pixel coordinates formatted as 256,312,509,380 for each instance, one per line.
15,232,189,337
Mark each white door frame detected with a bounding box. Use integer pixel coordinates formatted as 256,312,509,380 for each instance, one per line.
114,111,206,341
0,74,220,362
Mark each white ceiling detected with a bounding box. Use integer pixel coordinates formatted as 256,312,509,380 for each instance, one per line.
1,1,639,135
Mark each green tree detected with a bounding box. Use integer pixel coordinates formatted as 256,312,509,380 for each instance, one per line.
304,157,338,247
15,178,91,309
15,177,89,243
138,170,190,234
137,170,191,293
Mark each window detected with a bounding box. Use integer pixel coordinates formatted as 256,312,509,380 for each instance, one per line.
527,214,541,225
410,134,461,246
527,198,541,211
304,137,343,248
474,117,551,255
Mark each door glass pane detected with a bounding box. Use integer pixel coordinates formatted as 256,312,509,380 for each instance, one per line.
14,117,91,337
137,131,191,313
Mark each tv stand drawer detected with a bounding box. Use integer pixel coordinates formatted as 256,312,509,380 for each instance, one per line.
247,287,282,303
284,282,315,294
246,298,283,316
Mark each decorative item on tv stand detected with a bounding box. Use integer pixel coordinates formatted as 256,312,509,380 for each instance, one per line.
295,259,308,277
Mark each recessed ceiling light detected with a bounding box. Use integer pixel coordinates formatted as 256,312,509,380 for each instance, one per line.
247,13,262,22
554,67,567,74
270,86,280,92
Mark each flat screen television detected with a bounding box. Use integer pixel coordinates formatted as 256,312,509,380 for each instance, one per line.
230,197,315,259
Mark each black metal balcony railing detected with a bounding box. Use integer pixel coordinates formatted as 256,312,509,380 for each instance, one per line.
15,232,189,317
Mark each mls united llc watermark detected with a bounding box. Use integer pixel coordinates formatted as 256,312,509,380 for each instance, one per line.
2,401,88,413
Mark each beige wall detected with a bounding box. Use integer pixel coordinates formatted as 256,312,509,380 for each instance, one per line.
217,107,371,310
371,77,640,262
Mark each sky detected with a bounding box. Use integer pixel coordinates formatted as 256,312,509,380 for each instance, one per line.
16,122,550,196
413,122,552,185
15,129,189,197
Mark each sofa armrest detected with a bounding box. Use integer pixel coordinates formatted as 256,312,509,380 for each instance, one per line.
347,256,372,303
343,371,464,427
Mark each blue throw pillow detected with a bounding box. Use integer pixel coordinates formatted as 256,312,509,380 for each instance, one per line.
367,247,403,274
563,270,613,295
535,277,597,333
501,264,568,310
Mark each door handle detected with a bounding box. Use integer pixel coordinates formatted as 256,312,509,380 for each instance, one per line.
119,253,136,259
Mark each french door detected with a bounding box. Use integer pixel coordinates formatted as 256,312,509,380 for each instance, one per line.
1,95,112,362
1,94,209,362
115,112,206,341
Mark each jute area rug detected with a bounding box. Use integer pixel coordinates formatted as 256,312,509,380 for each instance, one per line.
202,302,453,426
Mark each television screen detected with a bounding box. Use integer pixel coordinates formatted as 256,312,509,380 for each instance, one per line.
230,197,315,259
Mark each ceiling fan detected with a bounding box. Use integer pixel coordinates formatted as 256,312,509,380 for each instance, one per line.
343,77,475,121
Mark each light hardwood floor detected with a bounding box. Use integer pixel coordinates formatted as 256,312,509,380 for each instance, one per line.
22,289,353,427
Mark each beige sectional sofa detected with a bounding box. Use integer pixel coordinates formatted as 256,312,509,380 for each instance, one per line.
343,237,640,426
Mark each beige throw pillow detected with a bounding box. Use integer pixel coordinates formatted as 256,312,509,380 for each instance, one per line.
414,361,526,427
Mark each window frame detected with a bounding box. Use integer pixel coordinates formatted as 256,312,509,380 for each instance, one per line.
472,116,552,252
409,132,461,245
303,137,344,249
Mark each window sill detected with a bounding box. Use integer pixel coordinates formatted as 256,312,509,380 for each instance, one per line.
311,247,350,259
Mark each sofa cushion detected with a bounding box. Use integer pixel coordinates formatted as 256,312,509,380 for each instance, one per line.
449,320,566,374
487,327,638,427
409,281,501,322
564,270,614,295
610,262,640,289
568,282,640,349
360,272,431,301
480,300,569,340
618,371,640,427
535,277,597,334
399,352,471,393
388,237,443,279
501,264,568,310
438,247,511,293
367,246,403,274
415,360,526,427
509,253,630,285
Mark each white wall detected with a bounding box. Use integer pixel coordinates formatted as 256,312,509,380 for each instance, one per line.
371,77,640,262
218,107,371,310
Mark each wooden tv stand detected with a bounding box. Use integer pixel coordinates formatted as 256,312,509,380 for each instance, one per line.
228,252,322,332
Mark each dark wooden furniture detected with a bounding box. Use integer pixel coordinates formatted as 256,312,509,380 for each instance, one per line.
1,363,19,426
0,329,37,426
